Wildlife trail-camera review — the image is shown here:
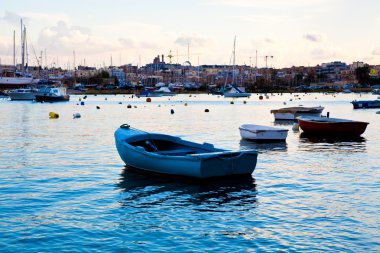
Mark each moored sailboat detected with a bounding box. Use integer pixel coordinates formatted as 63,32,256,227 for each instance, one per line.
0,71,33,87
0,20,34,88
223,36,250,98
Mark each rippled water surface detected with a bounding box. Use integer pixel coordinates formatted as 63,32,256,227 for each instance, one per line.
1,93,379,252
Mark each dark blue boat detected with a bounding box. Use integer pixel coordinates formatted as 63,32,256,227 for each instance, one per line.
351,100,380,109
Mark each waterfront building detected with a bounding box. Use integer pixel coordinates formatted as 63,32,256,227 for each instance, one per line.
316,61,348,82
110,68,126,87
351,61,365,70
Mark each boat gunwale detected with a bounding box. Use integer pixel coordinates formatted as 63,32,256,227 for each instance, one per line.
297,116,369,125
239,124,288,133
115,127,257,160
270,106,324,114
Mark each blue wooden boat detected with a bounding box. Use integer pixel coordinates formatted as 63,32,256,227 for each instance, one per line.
114,124,258,178
351,100,380,109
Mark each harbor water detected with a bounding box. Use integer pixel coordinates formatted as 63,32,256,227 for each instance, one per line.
0,93,379,252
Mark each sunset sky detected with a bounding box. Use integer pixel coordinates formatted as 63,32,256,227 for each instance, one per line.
1,0,380,69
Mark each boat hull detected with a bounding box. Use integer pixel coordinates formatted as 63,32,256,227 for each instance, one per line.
0,77,33,88
35,95,70,102
8,92,36,100
239,124,288,141
136,93,163,97
224,92,251,98
297,116,369,137
351,100,380,109
114,126,258,179
0,92,8,99
154,92,176,96
271,106,324,120
273,111,323,120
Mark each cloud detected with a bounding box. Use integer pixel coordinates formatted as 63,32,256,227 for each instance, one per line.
372,47,380,55
118,38,136,48
37,20,121,55
140,41,159,49
264,38,274,43
71,26,91,35
234,14,292,24
311,48,327,58
204,0,327,7
174,35,211,47
1,11,25,25
304,33,324,42
118,38,160,50
310,47,342,61
0,35,13,55
362,56,374,62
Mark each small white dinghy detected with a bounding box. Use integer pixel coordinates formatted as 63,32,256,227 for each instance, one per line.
239,124,288,141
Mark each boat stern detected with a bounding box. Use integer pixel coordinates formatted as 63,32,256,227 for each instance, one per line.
197,150,258,178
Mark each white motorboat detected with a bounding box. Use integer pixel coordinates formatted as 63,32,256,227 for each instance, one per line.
270,106,324,120
8,88,39,100
239,124,288,141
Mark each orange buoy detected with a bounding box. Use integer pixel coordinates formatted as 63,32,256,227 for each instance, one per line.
146,97,152,102
259,95,263,100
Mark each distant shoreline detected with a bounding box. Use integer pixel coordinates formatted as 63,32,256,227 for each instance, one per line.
66,87,374,95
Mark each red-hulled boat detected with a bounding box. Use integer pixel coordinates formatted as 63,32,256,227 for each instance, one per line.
297,116,369,137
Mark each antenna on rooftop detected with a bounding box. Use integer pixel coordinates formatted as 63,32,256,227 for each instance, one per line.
73,50,76,70
188,42,190,62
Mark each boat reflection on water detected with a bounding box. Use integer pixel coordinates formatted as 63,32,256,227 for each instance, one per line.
299,132,367,153
273,119,296,126
239,139,287,153
117,166,257,207
299,132,366,143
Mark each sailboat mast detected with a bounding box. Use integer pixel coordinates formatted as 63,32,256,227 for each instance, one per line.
232,36,236,84
255,49,258,83
73,50,76,81
13,30,16,68
233,36,236,66
21,19,25,73
25,28,28,72
187,43,190,62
